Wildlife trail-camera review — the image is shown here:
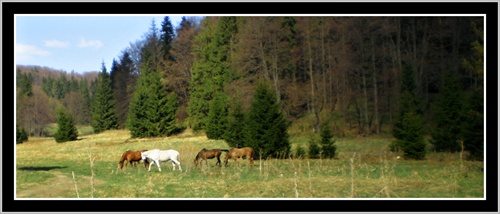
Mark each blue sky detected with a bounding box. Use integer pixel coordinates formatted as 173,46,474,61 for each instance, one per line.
15,15,185,74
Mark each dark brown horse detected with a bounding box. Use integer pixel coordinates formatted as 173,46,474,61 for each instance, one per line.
118,150,149,169
194,148,229,167
224,147,255,167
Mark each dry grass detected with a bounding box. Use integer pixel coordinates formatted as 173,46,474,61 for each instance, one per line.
15,129,484,198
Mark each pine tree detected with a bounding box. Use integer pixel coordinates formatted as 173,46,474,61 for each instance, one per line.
205,92,228,140
187,17,238,130
111,54,133,128
320,124,337,159
430,69,463,152
392,64,426,160
78,79,92,125
127,56,178,138
224,99,245,147
461,88,483,160
54,109,78,143
17,71,33,98
160,16,175,61
460,20,484,161
244,81,290,158
91,63,118,133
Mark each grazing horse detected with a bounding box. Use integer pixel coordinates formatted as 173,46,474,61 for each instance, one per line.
194,148,229,167
118,150,149,169
224,147,255,167
141,149,182,172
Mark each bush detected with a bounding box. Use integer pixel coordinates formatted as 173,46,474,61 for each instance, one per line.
308,138,321,159
16,125,28,144
294,145,307,159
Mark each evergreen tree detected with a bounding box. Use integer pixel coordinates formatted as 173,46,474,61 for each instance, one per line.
319,124,337,159
164,92,179,135
17,71,33,97
54,108,78,143
308,138,321,159
127,56,178,138
160,16,175,61
392,64,426,160
16,125,28,144
461,88,483,160
91,63,118,133
110,51,137,128
187,17,238,130
205,91,228,140
224,99,245,147
430,69,463,152
244,81,290,158
460,20,484,161
78,79,92,125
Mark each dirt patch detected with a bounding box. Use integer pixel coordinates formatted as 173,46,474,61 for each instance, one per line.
16,171,105,198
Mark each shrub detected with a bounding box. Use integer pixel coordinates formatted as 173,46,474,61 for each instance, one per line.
16,125,28,144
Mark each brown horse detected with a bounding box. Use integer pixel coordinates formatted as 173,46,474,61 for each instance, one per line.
118,150,149,169
224,147,255,167
194,148,229,167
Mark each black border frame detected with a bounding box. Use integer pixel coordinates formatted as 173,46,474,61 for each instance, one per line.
2,1,498,213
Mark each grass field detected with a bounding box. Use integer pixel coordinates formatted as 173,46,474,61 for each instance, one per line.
15,128,484,198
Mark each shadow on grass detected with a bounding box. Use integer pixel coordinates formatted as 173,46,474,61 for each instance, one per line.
17,166,67,171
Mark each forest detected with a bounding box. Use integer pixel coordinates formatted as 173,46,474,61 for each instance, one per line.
15,16,484,160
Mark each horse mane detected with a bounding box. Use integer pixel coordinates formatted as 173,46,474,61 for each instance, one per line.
119,151,128,164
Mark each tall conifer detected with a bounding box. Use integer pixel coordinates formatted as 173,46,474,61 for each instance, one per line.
205,91,228,140
187,17,238,130
127,51,178,138
90,63,118,133
392,64,426,160
224,99,245,147
431,69,463,152
244,81,290,158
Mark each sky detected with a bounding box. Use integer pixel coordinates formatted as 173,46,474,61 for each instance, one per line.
15,15,185,74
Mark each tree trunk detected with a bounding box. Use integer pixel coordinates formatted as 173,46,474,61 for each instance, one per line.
371,35,380,134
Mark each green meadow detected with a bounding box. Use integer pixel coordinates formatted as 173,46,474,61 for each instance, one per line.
15,128,484,198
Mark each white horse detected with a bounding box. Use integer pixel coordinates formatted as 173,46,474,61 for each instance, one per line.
141,149,182,172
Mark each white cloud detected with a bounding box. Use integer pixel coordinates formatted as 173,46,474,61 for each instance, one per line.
16,44,50,61
44,39,68,48
78,38,103,49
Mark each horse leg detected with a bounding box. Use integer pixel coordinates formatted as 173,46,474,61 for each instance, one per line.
233,157,239,167
172,160,182,172
156,161,162,172
148,160,158,172
216,156,221,167
224,156,229,167
249,156,254,167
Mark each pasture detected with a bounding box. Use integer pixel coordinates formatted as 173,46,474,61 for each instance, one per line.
15,129,484,198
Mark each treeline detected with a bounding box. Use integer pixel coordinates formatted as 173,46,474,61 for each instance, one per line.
16,16,484,160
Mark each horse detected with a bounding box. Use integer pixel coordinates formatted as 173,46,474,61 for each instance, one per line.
194,148,229,167
224,147,255,167
141,149,182,172
118,150,149,169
